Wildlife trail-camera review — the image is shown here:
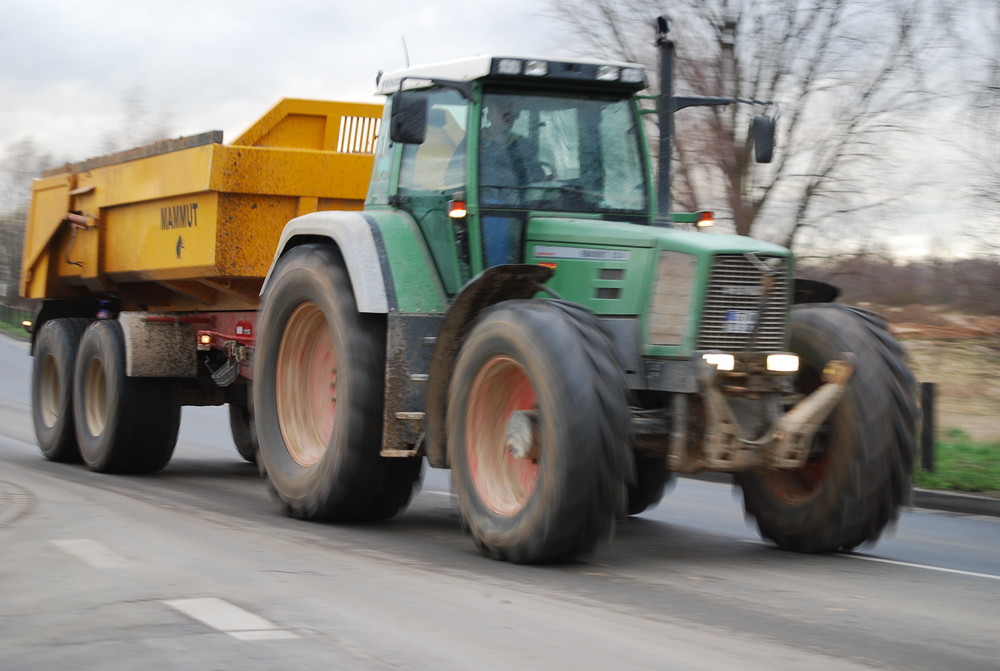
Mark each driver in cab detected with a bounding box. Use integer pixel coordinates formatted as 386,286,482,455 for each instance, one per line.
479,99,545,205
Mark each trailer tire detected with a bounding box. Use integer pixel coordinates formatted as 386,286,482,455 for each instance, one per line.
73,320,181,474
448,300,632,563
737,304,917,552
627,453,672,515
228,402,257,464
254,244,419,522
32,318,91,462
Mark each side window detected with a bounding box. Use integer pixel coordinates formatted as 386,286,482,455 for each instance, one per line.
365,104,395,206
399,89,469,193
600,102,645,211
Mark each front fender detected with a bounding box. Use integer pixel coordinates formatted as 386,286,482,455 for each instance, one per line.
262,211,391,313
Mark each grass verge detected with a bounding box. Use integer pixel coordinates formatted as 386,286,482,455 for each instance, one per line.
0,322,29,339
914,428,1000,497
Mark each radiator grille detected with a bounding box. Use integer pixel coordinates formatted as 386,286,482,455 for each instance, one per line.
697,254,789,352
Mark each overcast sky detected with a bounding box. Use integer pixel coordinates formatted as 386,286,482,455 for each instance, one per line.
1,1,991,259
0,0,570,161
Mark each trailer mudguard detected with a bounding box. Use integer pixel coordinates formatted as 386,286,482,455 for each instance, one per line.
118,312,198,377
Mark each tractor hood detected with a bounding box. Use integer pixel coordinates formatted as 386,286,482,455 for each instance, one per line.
526,216,790,258
524,216,792,338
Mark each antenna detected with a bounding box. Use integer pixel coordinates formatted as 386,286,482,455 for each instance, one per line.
401,36,410,67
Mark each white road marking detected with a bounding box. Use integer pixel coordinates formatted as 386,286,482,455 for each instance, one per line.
163,597,299,640
50,539,136,568
230,630,301,641
841,553,1000,581
740,539,1000,581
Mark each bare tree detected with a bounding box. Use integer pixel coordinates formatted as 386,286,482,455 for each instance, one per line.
546,0,962,249
0,137,53,217
0,138,54,303
0,88,172,303
98,85,174,155
967,0,999,210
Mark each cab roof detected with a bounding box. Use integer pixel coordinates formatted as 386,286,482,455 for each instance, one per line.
375,55,648,96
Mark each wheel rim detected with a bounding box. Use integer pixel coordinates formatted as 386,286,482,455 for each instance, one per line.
82,356,109,436
39,353,60,428
763,362,832,503
276,303,337,467
465,356,539,516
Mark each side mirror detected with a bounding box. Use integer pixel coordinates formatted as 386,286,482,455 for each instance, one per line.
751,115,776,163
390,92,428,145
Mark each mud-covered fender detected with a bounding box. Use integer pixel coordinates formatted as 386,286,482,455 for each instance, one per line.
262,211,391,313
424,264,554,468
794,278,840,304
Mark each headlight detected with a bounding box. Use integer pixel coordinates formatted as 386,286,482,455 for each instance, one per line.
596,65,620,81
496,59,522,75
524,60,548,76
766,354,799,373
702,353,736,371
620,67,645,84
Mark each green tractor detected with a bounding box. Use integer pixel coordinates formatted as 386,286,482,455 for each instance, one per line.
253,18,917,562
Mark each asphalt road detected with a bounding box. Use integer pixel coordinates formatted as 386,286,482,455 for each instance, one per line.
1,334,998,670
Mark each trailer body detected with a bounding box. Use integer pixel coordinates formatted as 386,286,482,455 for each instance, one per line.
23,99,381,312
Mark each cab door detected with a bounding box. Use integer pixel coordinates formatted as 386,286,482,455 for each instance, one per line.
396,88,471,295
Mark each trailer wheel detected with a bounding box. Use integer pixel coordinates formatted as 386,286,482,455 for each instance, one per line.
737,304,917,552
228,402,257,464
627,453,672,515
32,318,91,462
73,320,181,474
448,300,632,563
254,244,420,522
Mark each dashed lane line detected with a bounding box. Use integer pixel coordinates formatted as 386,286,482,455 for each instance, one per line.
50,540,298,639
50,539,137,568
163,597,299,640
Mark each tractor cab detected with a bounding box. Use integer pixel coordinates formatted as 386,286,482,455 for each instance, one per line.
370,56,653,295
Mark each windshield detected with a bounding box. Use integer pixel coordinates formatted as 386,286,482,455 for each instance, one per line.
478,92,648,215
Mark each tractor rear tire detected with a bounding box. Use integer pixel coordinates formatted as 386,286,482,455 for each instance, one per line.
32,318,90,462
253,244,421,522
737,304,917,552
73,320,181,474
448,300,632,563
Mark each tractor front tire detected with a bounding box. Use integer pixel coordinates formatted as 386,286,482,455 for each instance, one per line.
448,300,632,563
738,304,917,552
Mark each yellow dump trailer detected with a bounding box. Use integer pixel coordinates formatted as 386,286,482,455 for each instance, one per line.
22,99,382,312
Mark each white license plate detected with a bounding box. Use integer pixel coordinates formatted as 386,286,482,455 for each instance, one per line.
723,310,758,334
